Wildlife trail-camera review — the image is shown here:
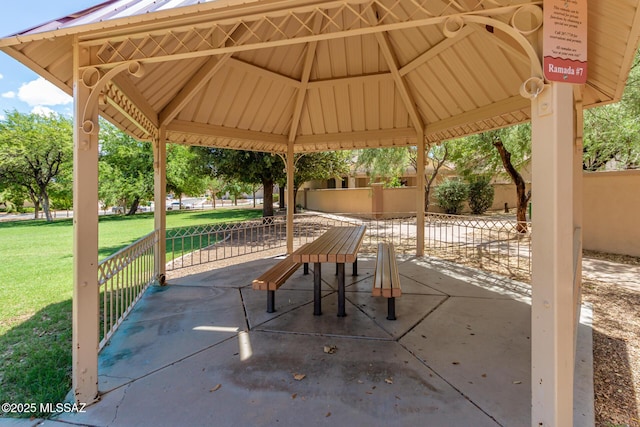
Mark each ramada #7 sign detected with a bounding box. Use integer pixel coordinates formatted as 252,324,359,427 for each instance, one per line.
543,0,587,84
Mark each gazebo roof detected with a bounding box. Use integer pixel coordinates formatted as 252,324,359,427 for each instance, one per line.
1,0,639,153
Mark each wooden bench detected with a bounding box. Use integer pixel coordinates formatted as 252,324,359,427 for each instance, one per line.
252,245,309,313
372,242,402,320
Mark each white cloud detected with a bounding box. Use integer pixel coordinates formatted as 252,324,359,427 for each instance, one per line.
18,77,72,107
2,91,15,99
0,114,5,121
0,73,3,79
31,106,56,117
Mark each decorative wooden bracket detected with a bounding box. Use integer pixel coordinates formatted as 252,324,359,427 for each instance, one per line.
80,61,145,135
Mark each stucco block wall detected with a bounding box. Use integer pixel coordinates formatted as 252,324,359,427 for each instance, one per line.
300,172,639,257
301,188,371,214
583,170,640,257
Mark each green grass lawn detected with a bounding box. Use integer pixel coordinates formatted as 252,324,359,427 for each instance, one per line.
0,207,261,417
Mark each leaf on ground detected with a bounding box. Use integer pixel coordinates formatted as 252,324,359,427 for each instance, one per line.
209,384,222,392
323,345,337,354
291,393,297,399
513,380,522,385
384,377,393,384
293,373,306,381
325,412,331,417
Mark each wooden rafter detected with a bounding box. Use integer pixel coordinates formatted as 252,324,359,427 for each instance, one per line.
399,25,476,77
295,127,416,145
158,23,260,127
425,95,530,135
365,7,424,134
288,15,323,143
228,58,301,88
167,120,288,146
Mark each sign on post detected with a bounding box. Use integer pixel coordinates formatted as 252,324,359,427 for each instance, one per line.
543,0,587,84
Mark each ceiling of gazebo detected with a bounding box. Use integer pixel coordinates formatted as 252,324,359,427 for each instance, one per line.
1,0,639,153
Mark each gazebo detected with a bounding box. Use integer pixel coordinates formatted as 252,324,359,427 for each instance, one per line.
2,0,639,424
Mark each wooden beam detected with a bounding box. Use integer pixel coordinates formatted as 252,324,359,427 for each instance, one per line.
158,55,228,127
289,15,323,143
81,5,532,69
425,96,530,135
295,127,416,145
158,22,259,127
307,72,393,89
399,25,475,77
228,57,301,88
167,119,288,146
365,8,424,134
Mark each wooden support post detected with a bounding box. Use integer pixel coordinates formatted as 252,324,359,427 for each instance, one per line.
531,82,578,426
286,143,295,254
153,127,167,280
72,39,100,404
416,129,425,256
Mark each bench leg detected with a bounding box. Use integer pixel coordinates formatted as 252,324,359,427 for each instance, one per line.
303,263,309,275
352,258,358,276
387,297,396,321
337,263,346,317
267,290,275,313
314,262,322,315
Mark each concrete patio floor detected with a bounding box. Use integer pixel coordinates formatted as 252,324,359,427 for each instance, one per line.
27,255,593,426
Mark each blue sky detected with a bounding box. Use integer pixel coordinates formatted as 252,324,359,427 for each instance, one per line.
0,1,101,119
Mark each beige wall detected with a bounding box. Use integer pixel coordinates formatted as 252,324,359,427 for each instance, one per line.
490,183,532,213
583,170,640,257
300,171,639,257
300,188,372,214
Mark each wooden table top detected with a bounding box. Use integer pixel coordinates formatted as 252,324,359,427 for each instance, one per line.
292,226,366,264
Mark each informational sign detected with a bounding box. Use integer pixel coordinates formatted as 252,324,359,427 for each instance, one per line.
543,0,587,84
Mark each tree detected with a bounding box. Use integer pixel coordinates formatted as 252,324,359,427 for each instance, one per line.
408,142,451,212
166,145,208,206
198,149,285,217
222,180,252,205
356,147,409,187
204,176,225,208
0,111,72,221
449,126,531,232
291,151,351,212
98,120,154,215
582,52,640,170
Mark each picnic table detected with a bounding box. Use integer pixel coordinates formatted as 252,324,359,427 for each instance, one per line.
292,225,366,317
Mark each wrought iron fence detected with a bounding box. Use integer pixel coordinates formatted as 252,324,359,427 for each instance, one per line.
165,213,358,270
424,212,532,280
97,230,158,350
164,212,531,280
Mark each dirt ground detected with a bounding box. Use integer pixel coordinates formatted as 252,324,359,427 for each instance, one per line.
582,282,640,426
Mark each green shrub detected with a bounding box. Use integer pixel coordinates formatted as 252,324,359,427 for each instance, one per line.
435,179,468,214
467,177,495,214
